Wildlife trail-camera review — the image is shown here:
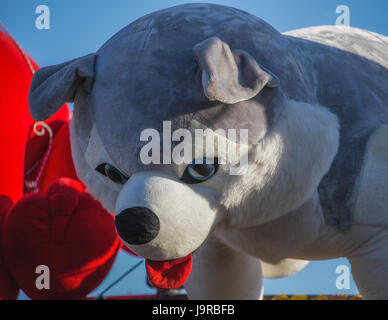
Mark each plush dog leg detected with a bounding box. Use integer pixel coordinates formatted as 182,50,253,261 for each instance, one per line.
348,228,388,299
261,259,309,279
184,236,263,300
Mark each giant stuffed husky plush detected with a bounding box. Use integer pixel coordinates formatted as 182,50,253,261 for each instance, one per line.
29,4,388,299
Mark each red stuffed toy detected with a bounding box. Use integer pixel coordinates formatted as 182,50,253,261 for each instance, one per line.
3,178,120,299
0,25,120,300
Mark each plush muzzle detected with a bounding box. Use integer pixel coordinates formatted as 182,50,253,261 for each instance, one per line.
115,172,221,288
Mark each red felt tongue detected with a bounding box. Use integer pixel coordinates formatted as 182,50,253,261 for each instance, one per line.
145,254,192,289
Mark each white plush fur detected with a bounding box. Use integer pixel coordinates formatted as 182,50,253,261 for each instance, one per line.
115,172,224,260
219,99,340,227
348,228,388,299
352,125,388,228
70,120,121,213
185,236,264,299
214,190,323,264
261,259,309,279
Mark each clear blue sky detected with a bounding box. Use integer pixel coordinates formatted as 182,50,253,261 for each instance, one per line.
2,0,387,298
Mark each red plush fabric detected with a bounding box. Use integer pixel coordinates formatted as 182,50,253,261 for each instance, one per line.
121,233,193,289
24,117,71,193
0,196,19,300
0,29,35,203
0,27,72,299
0,27,70,201
3,178,120,299
0,27,37,300
29,121,79,194
145,254,192,289
122,243,193,290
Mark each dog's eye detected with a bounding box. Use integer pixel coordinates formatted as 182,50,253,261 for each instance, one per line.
95,163,129,184
181,158,218,184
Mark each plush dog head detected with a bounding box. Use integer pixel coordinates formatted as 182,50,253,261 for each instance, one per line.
29,4,339,282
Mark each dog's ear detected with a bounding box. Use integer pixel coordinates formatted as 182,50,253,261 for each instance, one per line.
193,37,279,104
29,53,97,120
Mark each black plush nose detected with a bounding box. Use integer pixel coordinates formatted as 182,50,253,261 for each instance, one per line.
115,207,160,245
